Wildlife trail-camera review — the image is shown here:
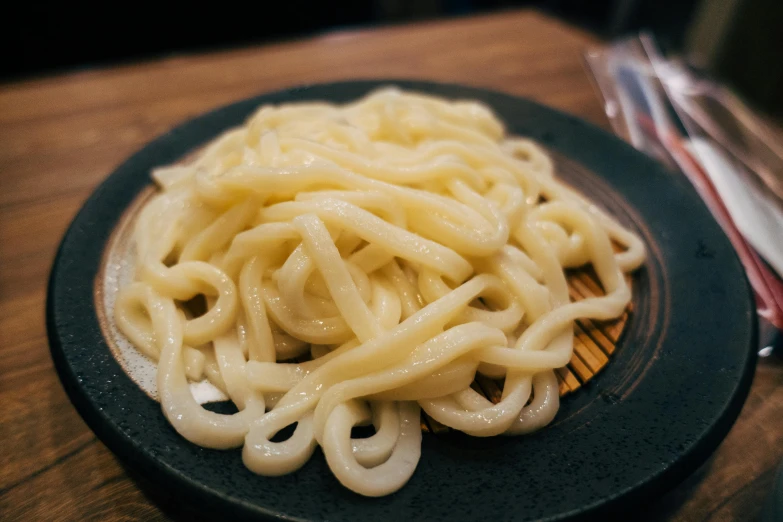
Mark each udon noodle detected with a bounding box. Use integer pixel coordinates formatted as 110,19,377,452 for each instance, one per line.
114,88,645,496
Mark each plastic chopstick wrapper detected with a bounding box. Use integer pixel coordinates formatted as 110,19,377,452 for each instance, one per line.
584,35,783,330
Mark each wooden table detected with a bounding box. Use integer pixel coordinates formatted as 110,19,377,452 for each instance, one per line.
1,9,781,521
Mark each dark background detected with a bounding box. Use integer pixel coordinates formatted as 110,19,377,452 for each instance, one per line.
3,0,699,80
3,0,782,121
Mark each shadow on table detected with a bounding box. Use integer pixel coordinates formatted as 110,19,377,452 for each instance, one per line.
633,456,717,521
125,465,214,522
635,348,783,522
635,446,777,522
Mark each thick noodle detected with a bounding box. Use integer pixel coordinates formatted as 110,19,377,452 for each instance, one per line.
115,88,645,496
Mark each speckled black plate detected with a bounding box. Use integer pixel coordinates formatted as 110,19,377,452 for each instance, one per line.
47,80,757,521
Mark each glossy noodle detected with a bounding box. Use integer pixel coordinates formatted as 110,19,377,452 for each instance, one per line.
114,88,645,496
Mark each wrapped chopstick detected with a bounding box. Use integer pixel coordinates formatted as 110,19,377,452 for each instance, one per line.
584,34,783,330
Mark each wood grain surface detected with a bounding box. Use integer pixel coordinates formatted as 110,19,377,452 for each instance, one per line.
1,9,781,521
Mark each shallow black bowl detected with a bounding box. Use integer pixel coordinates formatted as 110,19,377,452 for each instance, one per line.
47,80,757,521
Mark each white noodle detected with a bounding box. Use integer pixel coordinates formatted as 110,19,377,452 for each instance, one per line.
115,87,645,497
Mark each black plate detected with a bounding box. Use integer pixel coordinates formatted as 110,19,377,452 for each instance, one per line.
47,80,757,521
